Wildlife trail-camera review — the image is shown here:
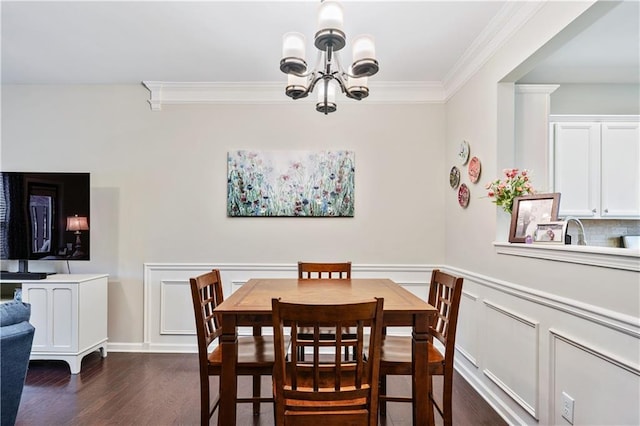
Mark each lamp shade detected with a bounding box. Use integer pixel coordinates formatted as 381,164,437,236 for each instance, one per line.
318,0,344,31
286,73,309,99
317,80,336,104
352,34,376,62
347,75,369,99
66,215,89,232
351,34,378,77
282,32,306,60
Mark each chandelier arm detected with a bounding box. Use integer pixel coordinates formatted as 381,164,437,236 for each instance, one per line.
332,51,348,77
290,72,319,100
333,73,348,94
335,76,363,101
289,69,316,78
307,73,323,94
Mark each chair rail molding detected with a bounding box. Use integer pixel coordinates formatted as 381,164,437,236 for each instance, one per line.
444,265,640,338
141,262,436,352
443,265,639,426
107,262,639,426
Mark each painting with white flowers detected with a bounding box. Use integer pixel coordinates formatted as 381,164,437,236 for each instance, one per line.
227,150,355,217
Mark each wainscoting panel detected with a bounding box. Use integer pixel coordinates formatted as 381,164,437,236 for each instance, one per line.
549,329,640,426
143,263,433,352
456,290,480,367
444,266,640,426
483,300,539,419
136,263,640,425
159,279,194,335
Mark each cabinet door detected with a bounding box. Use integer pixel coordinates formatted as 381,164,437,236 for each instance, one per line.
553,122,600,217
22,283,78,353
601,122,640,218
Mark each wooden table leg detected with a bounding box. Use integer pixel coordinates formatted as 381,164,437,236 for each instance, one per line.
413,312,434,426
219,315,238,426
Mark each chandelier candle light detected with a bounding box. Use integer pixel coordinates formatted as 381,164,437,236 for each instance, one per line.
280,0,379,114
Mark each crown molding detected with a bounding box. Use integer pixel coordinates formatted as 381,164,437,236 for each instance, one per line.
142,2,544,111
141,80,446,111
515,84,560,94
442,1,545,101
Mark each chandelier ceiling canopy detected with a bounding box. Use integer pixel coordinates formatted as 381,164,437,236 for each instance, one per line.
279,0,379,114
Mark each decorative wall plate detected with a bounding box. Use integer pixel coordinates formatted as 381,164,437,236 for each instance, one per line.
458,183,470,208
468,156,481,183
458,140,470,165
449,166,460,189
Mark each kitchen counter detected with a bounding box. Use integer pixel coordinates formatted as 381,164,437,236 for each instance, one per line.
494,242,640,271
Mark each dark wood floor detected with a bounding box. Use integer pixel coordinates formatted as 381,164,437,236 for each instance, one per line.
16,352,506,425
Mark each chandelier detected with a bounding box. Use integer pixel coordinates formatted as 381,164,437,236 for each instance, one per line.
279,0,379,114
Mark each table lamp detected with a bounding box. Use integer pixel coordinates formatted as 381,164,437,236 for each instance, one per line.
66,214,89,255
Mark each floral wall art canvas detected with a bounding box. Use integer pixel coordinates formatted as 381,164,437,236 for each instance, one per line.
227,150,355,217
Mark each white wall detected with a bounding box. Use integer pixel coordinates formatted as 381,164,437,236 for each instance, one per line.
445,1,639,425
1,85,446,343
551,84,640,115
2,2,639,425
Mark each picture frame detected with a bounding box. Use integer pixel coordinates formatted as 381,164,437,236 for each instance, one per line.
533,221,567,244
227,150,355,217
509,193,561,243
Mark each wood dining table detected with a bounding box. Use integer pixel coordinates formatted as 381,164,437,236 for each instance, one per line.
213,277,437,425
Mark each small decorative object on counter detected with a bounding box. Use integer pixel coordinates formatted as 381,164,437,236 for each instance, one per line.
533,221,567,244
485,168,535,214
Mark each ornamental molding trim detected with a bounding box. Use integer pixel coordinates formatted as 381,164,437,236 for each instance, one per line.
493,242,640,273
442,1,544,100
141,81,445,110
515,84,560,94
142,2,542,111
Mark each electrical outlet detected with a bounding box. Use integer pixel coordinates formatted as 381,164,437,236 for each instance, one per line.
561,391,575,424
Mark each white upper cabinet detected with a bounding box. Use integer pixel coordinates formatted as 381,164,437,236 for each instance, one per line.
600,122,640,217
551,116,640,219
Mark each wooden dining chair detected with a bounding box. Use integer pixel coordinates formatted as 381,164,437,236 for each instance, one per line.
271,297,385,426
189,269,281,425
378,269,464,426
297,261,353,361
297,261,352,279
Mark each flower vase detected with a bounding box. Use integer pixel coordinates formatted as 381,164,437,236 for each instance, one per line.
496,207,512,242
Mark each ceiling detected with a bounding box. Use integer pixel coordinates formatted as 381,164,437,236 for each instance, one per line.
1,1,638,91
518,0,639,84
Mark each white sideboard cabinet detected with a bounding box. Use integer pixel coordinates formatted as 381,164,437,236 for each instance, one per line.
550,116,640,219
3,274,109,374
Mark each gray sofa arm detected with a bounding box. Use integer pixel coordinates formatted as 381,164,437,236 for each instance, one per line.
1,301,35,426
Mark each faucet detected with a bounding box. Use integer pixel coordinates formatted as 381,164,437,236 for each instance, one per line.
563,216,588,245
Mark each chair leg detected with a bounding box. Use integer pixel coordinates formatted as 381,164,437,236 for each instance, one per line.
443,370,453,426
379,374,387,416
253,374,261,415
429,374,436,426
201,374,210,426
